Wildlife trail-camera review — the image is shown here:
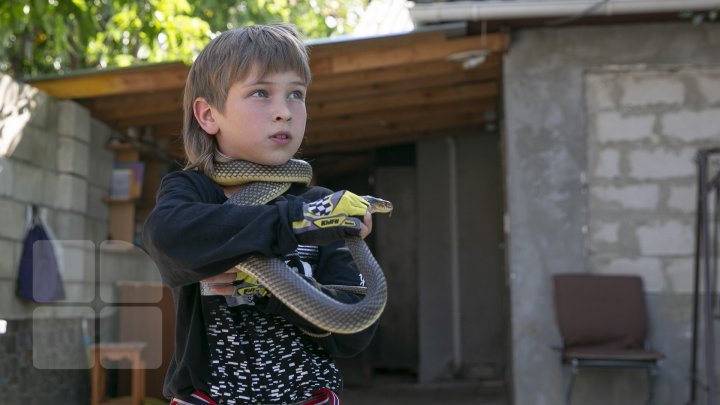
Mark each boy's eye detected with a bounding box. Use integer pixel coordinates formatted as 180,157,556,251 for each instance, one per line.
250,90,268,98
289,91,305,101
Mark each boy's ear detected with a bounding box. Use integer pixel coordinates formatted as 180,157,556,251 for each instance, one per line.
193,97,219,135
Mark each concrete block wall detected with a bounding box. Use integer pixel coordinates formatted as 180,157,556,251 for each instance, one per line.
0,73,163,404
0,74,118,317
504,22,720,405
586,65,720,293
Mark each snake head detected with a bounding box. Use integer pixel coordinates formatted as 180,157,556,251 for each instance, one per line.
362,195,394,215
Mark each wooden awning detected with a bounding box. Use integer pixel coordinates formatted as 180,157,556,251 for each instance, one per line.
28,29,508,159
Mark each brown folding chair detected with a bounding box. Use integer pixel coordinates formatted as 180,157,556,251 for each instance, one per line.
552,274,665,405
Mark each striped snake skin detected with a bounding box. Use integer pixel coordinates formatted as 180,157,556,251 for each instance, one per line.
211,159,390,334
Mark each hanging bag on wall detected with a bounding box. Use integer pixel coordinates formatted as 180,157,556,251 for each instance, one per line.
16,205,65,303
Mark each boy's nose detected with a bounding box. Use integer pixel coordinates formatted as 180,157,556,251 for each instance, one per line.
273,102,292,122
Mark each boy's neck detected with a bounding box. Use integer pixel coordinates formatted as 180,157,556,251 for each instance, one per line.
223,185,242,197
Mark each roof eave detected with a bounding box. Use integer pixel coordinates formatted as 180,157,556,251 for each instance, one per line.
409,0,720,25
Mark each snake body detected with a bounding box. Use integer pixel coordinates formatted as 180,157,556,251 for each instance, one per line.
212,159,390,334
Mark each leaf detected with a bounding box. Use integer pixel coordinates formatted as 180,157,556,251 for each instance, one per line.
0,0,368,78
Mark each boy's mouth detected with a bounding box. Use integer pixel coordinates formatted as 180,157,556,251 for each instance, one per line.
270,131,292,143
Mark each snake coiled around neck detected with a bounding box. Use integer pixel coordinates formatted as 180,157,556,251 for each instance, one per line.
211,158,389,334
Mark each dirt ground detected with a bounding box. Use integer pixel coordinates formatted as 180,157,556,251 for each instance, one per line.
340,375,509,405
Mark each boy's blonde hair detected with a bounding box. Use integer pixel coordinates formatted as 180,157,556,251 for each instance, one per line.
183,24,311,174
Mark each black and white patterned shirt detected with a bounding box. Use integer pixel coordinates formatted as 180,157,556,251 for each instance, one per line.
143,170,377,401
203,246,342,404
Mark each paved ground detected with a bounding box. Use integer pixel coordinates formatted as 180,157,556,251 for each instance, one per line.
340,375,509,405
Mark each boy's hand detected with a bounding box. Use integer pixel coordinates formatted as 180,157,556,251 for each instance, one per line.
292,190,370,246
199,268,240,296
199,268,268,297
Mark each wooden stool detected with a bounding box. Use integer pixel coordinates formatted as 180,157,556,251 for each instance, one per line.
91,342,147,405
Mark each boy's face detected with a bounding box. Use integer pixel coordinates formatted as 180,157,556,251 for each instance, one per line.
201,68,307,166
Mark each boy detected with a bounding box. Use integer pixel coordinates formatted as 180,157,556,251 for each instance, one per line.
143,24,378,404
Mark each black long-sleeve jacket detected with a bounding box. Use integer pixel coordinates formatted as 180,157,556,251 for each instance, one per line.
142,169,378,399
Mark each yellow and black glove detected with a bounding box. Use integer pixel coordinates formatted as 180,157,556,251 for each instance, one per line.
233,271,268,298
292,190,369,246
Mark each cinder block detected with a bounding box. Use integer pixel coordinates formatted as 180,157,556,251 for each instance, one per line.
57,101,91,143
7,126,37,163
585,73,616,110
696,73,720,104
57,137,89,177
667,185,695,214
661,109,720,142
88,155,113,190
88,148,114,189
665,258,694,293
590,184,660,210
0,107,32,157
593,257,666,292
590,222,620,244
41,172,59,208
47,210,87,241
87,121,115,185
99,243,162,286
12,161,45,204
56,173,88,213
26,90,52,130
55,240,95,292
1,75,29,114
0,239,19,279
628,148,695,179
0,158,15,197
86,184,109,221
59,282,96,304
592,149,621,178
594,112,655,143
636,220,694,256
0,282,34,319
90,120,112,149
1,76,53,134
33,125,59,170
620,75,685,107
85,217,109,244
0,198,27,240
10,126,58,170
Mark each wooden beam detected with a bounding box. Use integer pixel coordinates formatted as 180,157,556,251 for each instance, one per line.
85,95,183,121
27,62,188,99
149,97,495,141
307,81,498,119
306,103,489,146
111,113,182,131
309,31,447,57
81,87,183,109
307,98,496,134
148,123,183,139
309,63,499,104
81,89,182,115
310,32,509,76
303,123,489,154
309,54,501,93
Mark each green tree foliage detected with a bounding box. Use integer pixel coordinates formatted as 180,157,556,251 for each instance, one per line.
0,0,367,79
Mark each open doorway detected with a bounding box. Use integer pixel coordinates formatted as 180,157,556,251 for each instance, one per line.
306,135,508,387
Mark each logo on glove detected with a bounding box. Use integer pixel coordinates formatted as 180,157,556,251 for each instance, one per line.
292,190,369,246
307,197,334,216
314,217,358,228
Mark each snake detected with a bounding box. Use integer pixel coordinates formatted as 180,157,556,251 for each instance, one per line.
211,158,391,334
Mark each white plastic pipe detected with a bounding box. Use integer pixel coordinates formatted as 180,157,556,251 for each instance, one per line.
410,0,720,24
